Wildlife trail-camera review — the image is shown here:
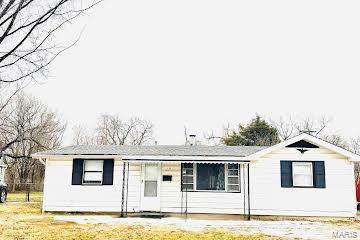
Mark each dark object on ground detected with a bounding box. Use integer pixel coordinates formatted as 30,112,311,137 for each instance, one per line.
0,185,7,203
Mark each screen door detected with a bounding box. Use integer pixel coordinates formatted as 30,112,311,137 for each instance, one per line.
140,163,161,211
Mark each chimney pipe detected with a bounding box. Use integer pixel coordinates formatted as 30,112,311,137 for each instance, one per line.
189,134,196,146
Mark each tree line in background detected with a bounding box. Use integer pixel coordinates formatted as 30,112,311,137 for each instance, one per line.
0,93,65,191
0,93,154,191
205,115,360,182
72,115,154,146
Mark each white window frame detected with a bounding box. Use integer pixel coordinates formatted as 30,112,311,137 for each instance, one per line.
182,163,195,191
292,162,313,187
226,163,241,192
82,160,104,185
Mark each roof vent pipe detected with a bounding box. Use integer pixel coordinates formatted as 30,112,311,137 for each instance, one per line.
189,134,196,146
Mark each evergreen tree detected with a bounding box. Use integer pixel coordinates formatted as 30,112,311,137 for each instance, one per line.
223,115,280,146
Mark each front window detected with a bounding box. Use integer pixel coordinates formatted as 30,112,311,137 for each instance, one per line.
181,163,240,192
197,164,225,190
83,160,103,184
292,162,313,187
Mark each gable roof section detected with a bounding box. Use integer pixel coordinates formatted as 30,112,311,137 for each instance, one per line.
247,133,360,162
31,133,360,162
32,145,267,158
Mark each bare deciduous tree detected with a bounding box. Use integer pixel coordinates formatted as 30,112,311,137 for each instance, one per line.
270,116,295,141
349,138,360,182
271,115,337,140
0,0,101,122
321,134,348,149
203,123,231,146
72,124,95,145
95,114,153,145
0,93,65,190
0,0,100,84
295,116,333,137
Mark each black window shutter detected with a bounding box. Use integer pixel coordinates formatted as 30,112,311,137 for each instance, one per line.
313,161,326,188
72,159,84,185
102,159,114,185
280,161,293,187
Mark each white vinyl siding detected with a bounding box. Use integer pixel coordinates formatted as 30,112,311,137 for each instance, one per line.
250,146,356,217
43,158,142,213
292,162,313,187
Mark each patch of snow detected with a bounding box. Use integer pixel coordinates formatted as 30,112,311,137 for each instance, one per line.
53,215,360,240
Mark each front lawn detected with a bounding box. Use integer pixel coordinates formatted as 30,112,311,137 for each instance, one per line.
1,193,358,240
0,202,276,240
6,191,43,202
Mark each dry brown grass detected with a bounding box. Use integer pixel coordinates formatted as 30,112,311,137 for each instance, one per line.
6,192,43,203
0,222,278,240
0,202,43,215
0,203,279,240
251,214,360,227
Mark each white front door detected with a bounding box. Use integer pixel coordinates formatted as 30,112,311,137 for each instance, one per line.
140,163,161,211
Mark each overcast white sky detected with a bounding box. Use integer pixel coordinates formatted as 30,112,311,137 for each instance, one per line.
27,0,360,145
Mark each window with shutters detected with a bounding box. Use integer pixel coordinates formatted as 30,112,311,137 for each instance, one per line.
292,162,313,187
83,160,103,184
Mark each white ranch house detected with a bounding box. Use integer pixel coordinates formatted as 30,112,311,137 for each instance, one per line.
32,133,359,218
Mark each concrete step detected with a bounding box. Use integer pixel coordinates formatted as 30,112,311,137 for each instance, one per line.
138,211,164,218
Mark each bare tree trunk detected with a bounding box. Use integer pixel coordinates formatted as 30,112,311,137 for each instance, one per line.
12,170,16,192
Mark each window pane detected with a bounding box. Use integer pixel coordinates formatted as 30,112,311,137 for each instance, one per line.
228,164,239,170
144,181,157,197
228,170,239,176
293,164,312,175
183,163,193,169
83,172,102,182
197,164,225,190
228,185,240,192
182,168,193,175
182,184,193,191
84,160,103,171
145,164,158,181
228,176,239,184
294,174,313,186
182,176,194,184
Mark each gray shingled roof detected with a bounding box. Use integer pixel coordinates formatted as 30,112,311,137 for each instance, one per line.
32,145,267,157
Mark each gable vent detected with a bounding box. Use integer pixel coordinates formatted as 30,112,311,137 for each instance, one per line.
286,140,319,149
286,140,319,154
